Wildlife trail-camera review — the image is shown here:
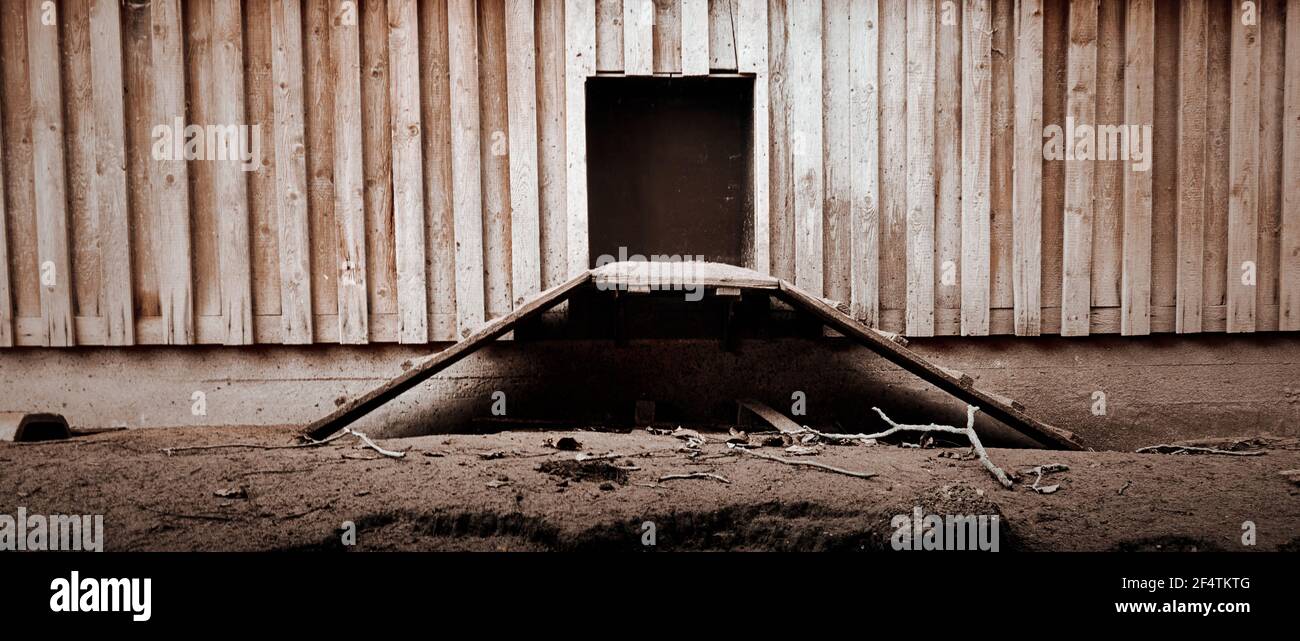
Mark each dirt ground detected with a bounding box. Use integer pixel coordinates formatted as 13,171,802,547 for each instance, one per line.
2,426,1298,552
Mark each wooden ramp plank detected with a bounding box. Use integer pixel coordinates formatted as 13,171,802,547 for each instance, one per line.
304,272,592,440
736,399,802,433
774,280,1082,450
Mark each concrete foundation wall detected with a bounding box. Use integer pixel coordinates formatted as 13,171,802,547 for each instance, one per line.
3,335,1298,451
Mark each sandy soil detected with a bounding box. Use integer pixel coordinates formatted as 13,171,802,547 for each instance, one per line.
2,426,1298,552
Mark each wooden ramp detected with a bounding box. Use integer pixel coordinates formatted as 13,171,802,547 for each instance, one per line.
304,262,1083,450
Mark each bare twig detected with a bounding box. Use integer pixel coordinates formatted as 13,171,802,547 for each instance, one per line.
1025,463,1069,494
800,406,1012,489
658,472,731,484
1135,444,1265,457
344,428,405,458
733,447,876,479
161,431,348,456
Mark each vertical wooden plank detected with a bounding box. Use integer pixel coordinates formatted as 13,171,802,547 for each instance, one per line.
1122,0,1153,336
1203,0,1230,319
736,0,766,72
185,1,222,323
565,0,595,277
63,0,99,325
988,0,1015,316
878,0,906,322
450,0,487,334
1091,0,1123,310
28,0,74,346
537,0,568,289
849,0,877,324
304,0,339,333
1283,0,1300,330
1176,0,1207,334
361,0,396,329
822,3,849,302
1013,0,1043,336
653,0,682,74
709,0,737,70
905,0,935,336
388,0,428,342
1151,0,1178,325
1040,0,1066,329
210,0,253,345
271,0,314,343
422,0,457,341
788,0,823,296
508,0,542,306
596,0,624,72
334,0,370,344
89,0,134,345
1060,0,1096,337
148,0,191,344
0,12,9,346
740,0,768,272
962,0,992,335
682,0,709,75
1257,0,1285,331
624,0,654,74
768,0,793,280
480,0,513,320
243,0,281,320
1227,0,1260,332
936,0,963,325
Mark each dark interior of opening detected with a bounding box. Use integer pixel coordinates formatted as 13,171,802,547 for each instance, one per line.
585,76,754,268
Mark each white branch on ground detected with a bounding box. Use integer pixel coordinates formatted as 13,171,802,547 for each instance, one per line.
732,446,876,479
1135,444,1265,457
798,405,1013,489
658,472,731,484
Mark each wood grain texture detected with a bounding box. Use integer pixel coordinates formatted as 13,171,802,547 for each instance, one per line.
822,3,849,302
596,0,624,72
507,0,542,307
388,0,428,342
1226,0,1260,332
788,0,823,296
333,0,370,344
271,0,314,343
63,0,97,327
652,0,682,73
149,0,192,344
1257,0,1285,331
422,0,457,341
708,0,737,70
740,0,769,272
243,0,281,320
848,0,877,325
480,0,514,322
88,0,134,346
961,0,991,336
210,0,253,345
1283,0,1300,330
1091,0,1123,310
1012,0,1042,336
1122,0,1153,336
878,1,906,318
1060,0,1096,337
361,0,396,323
682,0,709,75
304,0,339,325
768,0,792,280
450,0,487,336
624,0,654,74
1176,0,1207,333
537,0,568,289
1203,0,1230,316
565,0,595,277
905,0,935,336
935,0,962,321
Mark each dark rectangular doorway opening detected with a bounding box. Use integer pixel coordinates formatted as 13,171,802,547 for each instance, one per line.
586,76,754,268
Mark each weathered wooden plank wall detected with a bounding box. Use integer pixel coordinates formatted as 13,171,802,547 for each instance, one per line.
0,0,1295,346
